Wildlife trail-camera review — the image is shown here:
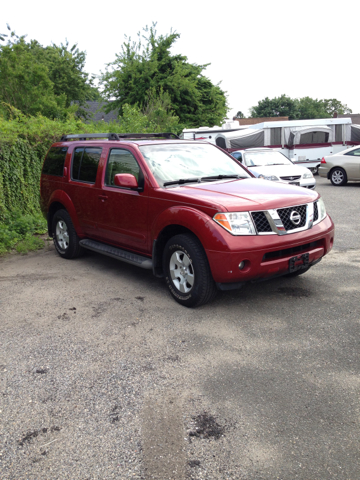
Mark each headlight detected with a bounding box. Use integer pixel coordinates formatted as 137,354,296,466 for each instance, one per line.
213,212,256,235
258,174,279,181
317,197,327,221
302,172,314,179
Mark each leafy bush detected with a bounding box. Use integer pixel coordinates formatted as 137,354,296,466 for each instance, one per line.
0,210,47,255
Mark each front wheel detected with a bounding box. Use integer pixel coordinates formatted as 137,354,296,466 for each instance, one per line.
163,233,217,307
330,167,347,186
52,209,84,259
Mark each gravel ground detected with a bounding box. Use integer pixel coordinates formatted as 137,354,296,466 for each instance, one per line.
1,176,360,479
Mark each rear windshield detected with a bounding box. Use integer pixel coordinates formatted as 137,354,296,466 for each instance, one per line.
42,147,68,176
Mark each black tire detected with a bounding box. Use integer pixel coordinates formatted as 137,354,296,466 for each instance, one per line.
163,233,217,307
52,209,84,259
330,167,347,186
285,266,311,278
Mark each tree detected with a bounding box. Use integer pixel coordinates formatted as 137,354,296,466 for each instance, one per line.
0,39,66,118
251,94,352,120
234,111,245,119
250,94,300,119
101,24,227,127
0,26,100,119
322,98,352,116
296,96,328,119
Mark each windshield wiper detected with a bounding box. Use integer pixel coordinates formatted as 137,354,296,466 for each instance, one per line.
163,178,200,187
201,174,244,181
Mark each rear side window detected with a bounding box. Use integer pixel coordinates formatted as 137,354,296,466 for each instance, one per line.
345,147,360,156
42,147,68,176
72,147,102,183
105,149,140,186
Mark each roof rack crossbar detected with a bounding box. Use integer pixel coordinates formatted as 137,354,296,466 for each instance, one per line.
60,132,180,142
114,132,180,140
60,133,120,141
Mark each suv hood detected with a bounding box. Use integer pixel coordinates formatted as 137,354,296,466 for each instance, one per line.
164,178,318,212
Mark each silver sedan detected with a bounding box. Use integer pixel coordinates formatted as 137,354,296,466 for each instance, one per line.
319,145,360,186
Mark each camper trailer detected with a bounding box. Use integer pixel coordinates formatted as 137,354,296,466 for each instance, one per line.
213,118,357,173
181,120,248,143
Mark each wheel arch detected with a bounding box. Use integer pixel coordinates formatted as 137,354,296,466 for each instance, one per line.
152,224,199,277
151,207,230,278
47,190,83,237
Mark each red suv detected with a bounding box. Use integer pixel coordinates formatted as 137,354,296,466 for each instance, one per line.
40,133,334,307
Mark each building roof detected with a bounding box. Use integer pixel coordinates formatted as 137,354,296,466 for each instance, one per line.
77,101,119,122
337,113,360,125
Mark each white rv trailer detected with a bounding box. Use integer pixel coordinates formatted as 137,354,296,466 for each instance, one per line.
212,118,358,172
181,120,248,143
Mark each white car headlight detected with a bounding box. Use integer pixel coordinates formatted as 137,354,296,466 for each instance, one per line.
302,172,314,179
258,174,279,181
213,212,256,235
317,197,327,221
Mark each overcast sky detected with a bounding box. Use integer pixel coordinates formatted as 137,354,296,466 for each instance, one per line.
2,0,359,122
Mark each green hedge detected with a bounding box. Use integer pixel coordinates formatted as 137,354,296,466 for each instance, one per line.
0,105,179,254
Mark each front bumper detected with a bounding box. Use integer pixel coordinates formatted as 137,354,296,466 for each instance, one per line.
206,215,334,285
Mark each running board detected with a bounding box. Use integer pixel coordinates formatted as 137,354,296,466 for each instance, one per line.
79,239,153,269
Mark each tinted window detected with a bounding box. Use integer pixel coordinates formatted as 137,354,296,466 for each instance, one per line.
216,137,226,149
232,152,243,161
72,147,101,183
345,148,360,157
42,147,68,176
299,131,329,144
105,149,140,186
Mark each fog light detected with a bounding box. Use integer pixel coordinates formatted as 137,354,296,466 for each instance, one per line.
239,261,245,270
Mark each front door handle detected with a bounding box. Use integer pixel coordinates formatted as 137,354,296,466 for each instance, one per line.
98,195,108,202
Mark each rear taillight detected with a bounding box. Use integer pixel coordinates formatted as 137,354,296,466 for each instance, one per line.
321,157,326,164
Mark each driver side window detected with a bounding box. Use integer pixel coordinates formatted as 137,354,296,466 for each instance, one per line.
105,149,140,186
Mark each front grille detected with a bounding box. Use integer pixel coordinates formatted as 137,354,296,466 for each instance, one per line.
280,175,301,181
277,204,307,231
262,241,321,262
251,211,272,233
313,202,318,222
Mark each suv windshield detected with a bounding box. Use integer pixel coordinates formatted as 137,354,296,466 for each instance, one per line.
244,151,292,167
139,143,250,187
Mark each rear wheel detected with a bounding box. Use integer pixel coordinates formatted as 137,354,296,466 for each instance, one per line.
163,233,217,307
330,167,347,186
52,209,84,259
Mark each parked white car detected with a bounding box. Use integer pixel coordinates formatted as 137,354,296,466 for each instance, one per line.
318,145,360,186
231,148,316,189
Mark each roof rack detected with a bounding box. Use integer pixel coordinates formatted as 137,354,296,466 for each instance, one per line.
60,132,180,141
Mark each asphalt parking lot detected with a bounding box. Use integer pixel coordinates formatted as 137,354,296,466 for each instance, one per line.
1,176,359,479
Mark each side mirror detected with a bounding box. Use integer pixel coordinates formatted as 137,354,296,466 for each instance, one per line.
114,173,138,189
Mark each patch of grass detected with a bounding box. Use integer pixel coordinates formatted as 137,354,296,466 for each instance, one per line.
0,210,47,255
15,235,45,254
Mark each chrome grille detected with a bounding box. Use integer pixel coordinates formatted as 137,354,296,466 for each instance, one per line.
277,204,307,231
251,212,272,233
279,175,301,181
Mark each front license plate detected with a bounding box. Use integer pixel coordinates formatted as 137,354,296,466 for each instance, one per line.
289,182,300,186
289,253,309,273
